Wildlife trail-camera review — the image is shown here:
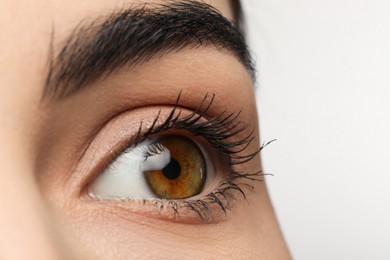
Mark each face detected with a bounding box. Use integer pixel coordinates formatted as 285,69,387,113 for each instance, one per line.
0,0,289,259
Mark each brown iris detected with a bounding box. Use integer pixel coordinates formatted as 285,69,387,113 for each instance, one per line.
144,136,206,199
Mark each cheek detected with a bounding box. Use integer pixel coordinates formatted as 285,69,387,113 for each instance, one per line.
62,194,267,259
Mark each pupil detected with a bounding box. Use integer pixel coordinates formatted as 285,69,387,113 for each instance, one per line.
162,158,181,180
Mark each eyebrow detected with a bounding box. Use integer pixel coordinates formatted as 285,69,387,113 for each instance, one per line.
44,0,255,99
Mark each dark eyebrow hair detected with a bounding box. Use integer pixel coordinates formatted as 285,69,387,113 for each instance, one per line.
44,0,255,99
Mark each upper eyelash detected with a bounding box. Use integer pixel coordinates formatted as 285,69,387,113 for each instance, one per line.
140,143,167,159
135,92,262,166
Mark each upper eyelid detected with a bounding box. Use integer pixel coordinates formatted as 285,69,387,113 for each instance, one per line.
68,102,199,174
72,105,217,192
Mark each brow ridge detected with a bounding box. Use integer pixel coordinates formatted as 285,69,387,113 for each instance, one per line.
44,0,254,99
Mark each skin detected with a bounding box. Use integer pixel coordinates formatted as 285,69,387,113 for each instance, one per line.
0,0,290,259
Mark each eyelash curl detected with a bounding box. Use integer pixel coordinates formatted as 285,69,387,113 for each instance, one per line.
108,92,274,223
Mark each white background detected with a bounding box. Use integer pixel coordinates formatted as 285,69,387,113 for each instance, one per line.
242,0,390,259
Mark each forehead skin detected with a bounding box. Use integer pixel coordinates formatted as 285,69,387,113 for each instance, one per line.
0,0,289,259
0,0,233,100
0,2,235,169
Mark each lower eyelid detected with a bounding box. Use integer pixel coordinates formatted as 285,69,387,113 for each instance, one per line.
79,199,224,226
82,181,241,225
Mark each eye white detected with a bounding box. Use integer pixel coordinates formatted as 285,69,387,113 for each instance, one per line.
88,137,215,200
88,139,171,200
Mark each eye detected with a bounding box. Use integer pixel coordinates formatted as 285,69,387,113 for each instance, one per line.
88,135,213,200
83,93,265,223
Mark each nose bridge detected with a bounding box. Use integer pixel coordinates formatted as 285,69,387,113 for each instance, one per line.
0,51,62,260
0,120,61,260
0,0,63,256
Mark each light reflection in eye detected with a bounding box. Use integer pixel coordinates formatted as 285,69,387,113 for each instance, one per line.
88,135,211,200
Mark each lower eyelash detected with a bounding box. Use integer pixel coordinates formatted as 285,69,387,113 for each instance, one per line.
132,169,271,223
